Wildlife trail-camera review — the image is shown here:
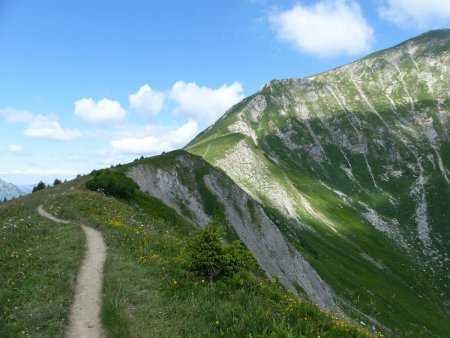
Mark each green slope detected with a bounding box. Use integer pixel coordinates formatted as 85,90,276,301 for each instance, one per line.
1,169,376,337
187,29,450,336
2,29,449,337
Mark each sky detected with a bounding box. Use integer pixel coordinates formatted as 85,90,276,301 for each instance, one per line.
1,0,449,185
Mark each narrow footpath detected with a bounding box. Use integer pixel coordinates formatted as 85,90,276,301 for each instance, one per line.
37,205,107,338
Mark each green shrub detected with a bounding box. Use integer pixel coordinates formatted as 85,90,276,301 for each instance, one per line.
32,181,47,193
90,169,103,177
53,178,62,185
183,221,255,281
85,169,138,200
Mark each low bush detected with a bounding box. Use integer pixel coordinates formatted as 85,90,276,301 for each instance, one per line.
32,181,47,193
85,169,138,200
183,221,255,281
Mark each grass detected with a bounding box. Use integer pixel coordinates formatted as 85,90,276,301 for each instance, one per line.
185,91,450,336
36,178,377,338
0,191,84,337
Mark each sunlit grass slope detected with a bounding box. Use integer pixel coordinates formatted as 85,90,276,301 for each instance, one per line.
1,172,379,337
0,188,84,337
186,30,450,337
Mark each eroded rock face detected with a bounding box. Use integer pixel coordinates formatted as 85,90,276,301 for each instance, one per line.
128,164,210,226
127,152,337,310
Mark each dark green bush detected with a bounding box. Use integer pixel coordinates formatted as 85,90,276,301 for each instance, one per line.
53,178,62,185
32,181,47,193
183,221,255,281
85,169,138,200
89,169,103,177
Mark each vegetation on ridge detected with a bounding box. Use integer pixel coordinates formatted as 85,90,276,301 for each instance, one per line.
0,191,84,337
4,30,449,337
1,174,380,337
86,169,138,200
186,30,450,336
183,221,255,282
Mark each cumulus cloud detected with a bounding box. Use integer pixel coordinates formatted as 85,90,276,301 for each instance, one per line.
269,1,374,58
129,84,165,116
0,108,34,123
169,81,244,123
0,168,75,175
23,114,83,141
111,119,199,154
111,136,172,154
9,144,23,153
379,0,450,28
74,98,126,124
1,108,83,141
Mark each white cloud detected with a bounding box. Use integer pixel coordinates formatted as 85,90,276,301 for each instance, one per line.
379,0,450,28
1,108,83,141
169,81,244,123
0,108,34,123
167,119,199,143
23,114,83,141
111,136,172,154
111,119,199,154
9,144,23,153
74,98,126,124
269,1,374,58
129,84,165,116
0,168,75,175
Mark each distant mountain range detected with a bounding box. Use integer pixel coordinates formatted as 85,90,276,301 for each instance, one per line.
16,184,36,195
0,179,26,200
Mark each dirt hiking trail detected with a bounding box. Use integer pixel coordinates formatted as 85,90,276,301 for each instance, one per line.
37,205,107,338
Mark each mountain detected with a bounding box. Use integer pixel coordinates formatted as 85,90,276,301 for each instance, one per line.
126,151,336,309
16,184,36,195
186,29,450,335
0,178,25,200
2,30,449,337
2,162,378,337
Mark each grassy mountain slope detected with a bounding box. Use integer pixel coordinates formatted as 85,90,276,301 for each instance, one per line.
0,189,84,337
1,171,376,337
2,30,448,337
187,30,450,336
124,150,339,310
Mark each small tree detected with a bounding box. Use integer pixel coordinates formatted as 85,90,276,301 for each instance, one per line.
32,181,46,193
183,221,255,281
53,178,62,185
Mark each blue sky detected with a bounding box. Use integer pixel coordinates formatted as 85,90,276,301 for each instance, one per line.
1,0,449,185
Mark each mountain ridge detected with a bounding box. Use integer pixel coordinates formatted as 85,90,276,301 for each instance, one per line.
186,29,450,336
2,29,449,337
0,178,25,201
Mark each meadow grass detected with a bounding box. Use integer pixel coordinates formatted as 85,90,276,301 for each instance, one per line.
0,191,84,337
41,179,380,338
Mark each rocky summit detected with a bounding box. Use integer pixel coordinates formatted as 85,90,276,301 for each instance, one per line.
185,29,450,335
